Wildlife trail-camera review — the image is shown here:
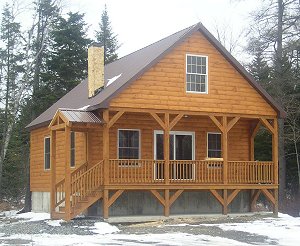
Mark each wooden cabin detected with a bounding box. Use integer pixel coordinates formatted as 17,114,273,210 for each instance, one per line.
27,23,285,221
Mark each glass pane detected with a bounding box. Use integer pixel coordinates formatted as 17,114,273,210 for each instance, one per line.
45,153,50,169
45,138,50,153
187,82,191,91
208,133,221,158
175,135,193,160
155,133,174,160
156,134,164,160
192,56,196,64
71,132,75,148
70,149,75,167
187,55,191,64
191,65,196,73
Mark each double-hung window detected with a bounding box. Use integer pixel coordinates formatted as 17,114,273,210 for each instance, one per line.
186,54,208,93
44,137,50,170
207,132,221,158
118,129,140,159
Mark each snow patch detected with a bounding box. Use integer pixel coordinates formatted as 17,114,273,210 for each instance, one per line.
46,219,63,227
0,210,18,217
91,222,120,234
77,105,90,110
107,73,122,87
14,212,50,221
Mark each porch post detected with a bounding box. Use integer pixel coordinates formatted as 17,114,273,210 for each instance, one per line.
164,113,170,184
64,126,71,220
102,110,110,219
272,119,279,216
50,129,56,217
222,116,228,184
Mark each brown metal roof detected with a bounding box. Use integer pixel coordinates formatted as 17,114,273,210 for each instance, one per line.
59,109,102,124
26,22,286,130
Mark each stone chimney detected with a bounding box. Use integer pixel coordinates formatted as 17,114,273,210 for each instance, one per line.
88,43,104,98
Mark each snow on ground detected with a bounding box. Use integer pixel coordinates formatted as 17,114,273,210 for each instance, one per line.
46,219,63,227
13,212,50,221
0,232,249,246
202,213,300,246
1,211,300,245
92,221,120,234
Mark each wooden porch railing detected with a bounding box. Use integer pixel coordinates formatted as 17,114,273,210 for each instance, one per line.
109,159,165,184
108,159,274,185
228,161,274,184
71,160,103,208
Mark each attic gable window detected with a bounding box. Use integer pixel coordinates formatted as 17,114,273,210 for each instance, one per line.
186,54,208,93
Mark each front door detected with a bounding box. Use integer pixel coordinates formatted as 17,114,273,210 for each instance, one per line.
154,131,195,179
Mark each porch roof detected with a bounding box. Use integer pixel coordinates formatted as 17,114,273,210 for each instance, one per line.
59,109,102,124
49,108,103,129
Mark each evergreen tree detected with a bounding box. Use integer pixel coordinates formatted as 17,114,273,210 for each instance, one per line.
95,5,120,64
40,12,91,110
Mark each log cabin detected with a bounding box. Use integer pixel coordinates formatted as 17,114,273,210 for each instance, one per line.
26,23,285,221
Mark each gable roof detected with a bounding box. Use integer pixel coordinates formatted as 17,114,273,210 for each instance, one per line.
27,22,285,130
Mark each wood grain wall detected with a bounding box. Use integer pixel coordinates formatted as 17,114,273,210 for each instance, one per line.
109,31,276,116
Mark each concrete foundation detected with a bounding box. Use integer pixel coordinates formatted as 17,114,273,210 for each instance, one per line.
31,192,50,212
88,190,250,217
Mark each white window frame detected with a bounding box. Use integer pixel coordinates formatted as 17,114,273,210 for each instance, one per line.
153,130,195,160
186,54,208,94
117,129,141,159
207,132,222,159
44,136,51,171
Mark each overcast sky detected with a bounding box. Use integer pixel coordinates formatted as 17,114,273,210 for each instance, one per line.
64,0,258,60
0,0,259,60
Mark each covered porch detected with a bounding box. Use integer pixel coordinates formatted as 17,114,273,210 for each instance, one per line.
49,107,279,220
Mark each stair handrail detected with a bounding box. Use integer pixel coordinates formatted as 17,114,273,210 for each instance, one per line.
70,160,104,208
54,161,89,209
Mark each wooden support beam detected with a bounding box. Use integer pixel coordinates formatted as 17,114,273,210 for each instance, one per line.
107,111,124,129
223,189,228,215
164,113,170,184
209,115,224,132
64,126,71,221
227,117,240,132
169,113,183,130
51,123,66,131
107,190,124,208
50,130,56,216
103,189,109,219
102,110,109,186
150,190,165,206
222,116,228,184
251,190,261,211
150,112,166,130
272,119,279,185
210,189,224,206
260,118,274,134
164,189,170,217
227,189,240,205
261,189,275,205
170,190,184,206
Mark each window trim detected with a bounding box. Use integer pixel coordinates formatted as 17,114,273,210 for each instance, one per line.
44,136,51,171
117,129,141,159
70,131,75,168
185,54,209,94
153,130,195,160
206,132,222,159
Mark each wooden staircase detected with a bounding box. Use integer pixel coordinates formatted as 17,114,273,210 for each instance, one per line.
51,161,104,220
